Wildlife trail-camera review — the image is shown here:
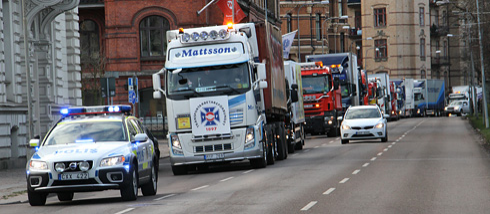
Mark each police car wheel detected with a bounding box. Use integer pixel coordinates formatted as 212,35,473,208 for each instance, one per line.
141,165,158,196
121,163,138,201
28,189,47,206
57,192,74,201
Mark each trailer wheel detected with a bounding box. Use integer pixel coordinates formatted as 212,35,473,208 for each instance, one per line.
266,125,275,165
295,125,304,150
275,122,287,160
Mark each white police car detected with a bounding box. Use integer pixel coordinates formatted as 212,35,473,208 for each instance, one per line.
26,105,159,206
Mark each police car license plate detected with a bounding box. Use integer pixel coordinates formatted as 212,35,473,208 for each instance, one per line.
59,172,89,180
204,153,224,160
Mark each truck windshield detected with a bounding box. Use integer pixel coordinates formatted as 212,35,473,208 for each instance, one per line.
302,75,331,94
414,92,424,101
167,63,250,98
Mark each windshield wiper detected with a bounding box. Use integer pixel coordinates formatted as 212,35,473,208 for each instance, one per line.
215,84,240,94
173,87,203,97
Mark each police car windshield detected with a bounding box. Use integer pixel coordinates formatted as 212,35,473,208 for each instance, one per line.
44,121,127,145
302,75,331,94
167,63,250,98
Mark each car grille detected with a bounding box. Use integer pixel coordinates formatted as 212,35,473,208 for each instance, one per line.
351,126,374,130
52,179,99,186
195,143,232,153
446,107,454,111
53,161,94,172
352,133,375,137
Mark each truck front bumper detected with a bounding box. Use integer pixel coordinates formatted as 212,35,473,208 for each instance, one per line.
170,146,263,166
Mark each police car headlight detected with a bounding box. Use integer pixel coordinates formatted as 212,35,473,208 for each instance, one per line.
375,122,384,129
55,163,66,172
29,160,48,170
79,161,90,171
100,156,125,167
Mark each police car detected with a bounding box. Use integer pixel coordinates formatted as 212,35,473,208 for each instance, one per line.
26,105,159,206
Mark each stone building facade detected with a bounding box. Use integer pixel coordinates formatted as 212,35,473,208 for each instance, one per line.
0,0,81,169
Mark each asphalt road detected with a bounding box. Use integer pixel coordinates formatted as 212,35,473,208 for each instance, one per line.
3,117,490,214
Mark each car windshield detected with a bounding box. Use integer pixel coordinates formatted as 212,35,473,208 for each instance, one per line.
44,120,127,145
345,108,381,119
302,75,331,94
450,101,463,106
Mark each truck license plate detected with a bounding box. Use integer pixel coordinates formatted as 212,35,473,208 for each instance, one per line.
304,105,313,108
204,153,225,160
59,172,89,180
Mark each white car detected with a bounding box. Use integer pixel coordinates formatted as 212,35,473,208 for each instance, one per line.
340,105,388,144
445,100,470,116
26,105,159,206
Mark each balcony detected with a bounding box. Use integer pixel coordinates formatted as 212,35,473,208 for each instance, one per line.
430,25,449,37
431,57,450,68
347,0,361,7
348,29,362,38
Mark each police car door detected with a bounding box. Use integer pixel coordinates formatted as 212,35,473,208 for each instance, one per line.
127,118,151,179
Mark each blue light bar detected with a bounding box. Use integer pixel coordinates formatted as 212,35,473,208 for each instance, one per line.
60,105,132,117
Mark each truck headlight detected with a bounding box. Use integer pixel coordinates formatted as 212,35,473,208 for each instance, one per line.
342,124,351,130
171,134,182,149
375,123,384,129
445,107,448,111
29,160,48,170
244,127,255,150
100,156,125,167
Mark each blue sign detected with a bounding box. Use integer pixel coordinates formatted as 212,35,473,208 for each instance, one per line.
129,90,136,104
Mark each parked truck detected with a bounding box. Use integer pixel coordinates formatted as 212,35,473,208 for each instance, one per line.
368,73,391,118
305,53,360,111
392,78,414,117
413,79,445,117
152,22,293,175
300,62,342,136
284,61,306,151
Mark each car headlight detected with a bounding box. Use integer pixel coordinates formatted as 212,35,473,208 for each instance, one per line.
100,155,125,167
375,122,384,129
455,107,460,111
342,124,351,130
445,107,448,111
29,160,48,170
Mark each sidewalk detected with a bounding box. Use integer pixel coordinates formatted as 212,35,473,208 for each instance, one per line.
0,139,169,205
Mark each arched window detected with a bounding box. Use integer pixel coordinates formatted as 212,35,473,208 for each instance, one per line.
421,70,426,79
80,20,100,62
140,16,170,59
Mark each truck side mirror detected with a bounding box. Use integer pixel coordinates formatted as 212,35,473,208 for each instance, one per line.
153,68,166,98
333,77,340,90
352,83,357,96
256,63,267,80
291,89,299,102
291,84,298,90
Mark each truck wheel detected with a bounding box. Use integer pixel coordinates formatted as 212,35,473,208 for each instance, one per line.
120,162,138,201
171,165,188,175
57,192,74,201
275,123,287,160
266,125,275,165
141,163,158,196
287,124,295,154
295,125,304,150
250,142,267,168
28,189,47,206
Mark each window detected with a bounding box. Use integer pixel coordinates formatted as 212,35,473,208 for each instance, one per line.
374,8,386,27
316,14,321,41
419,7,425,26
375,39,387,59
140,16,170,59
80,20,100,61
420,38,426,60
421,70,426,79
355,11,362,30
442,10,447,26
338,0,344,23
340,32,345,52
443,40,448,59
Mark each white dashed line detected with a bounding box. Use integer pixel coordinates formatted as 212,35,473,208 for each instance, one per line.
329,141,334,144
323,188,336,195
371,157,377,161
192,185,210,191
383,148,388,152
388,145,393,148
336,137,340,140
402,135,406,138
377,152,383,156
322,143,327,146
243,169,255,174
339,178,350,183
396,139,401,142
314,146,320,148
292,153,299,157
220,177,234,182
154,194,176,201
362,163,370,167
352,169,361,175
392,142,396,145
304,149,311,152
301,201,318,211
115,208,135,214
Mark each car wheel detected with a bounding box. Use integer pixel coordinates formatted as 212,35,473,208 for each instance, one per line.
28,189,47,206
381,128,388,142
57,192,74,201
171,165,188,175
141,163,158,196
341,139,349,144
120,163,138,201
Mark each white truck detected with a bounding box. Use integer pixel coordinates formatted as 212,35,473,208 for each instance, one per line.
368,73,391,118
152,22,291,175
284,61,306,151
392,78,414,117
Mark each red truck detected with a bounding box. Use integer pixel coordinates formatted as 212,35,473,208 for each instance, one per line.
301,62,342,137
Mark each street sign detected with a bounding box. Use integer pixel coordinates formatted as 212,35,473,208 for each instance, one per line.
129,90,136,104
128,77,138,104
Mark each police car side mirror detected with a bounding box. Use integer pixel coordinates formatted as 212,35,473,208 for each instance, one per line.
134,133,148,143
29,139,40,147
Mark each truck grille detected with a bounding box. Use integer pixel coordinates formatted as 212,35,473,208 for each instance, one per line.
195,143,232,153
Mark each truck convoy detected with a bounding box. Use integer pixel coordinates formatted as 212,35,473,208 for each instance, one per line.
152,22,294,175
300,62,342,136
413,79,445,117
284,61,306,151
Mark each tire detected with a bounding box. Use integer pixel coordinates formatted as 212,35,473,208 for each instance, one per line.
266,125,276,165
250,142,267,168
295,125,304,150
171,165,188,175
288,130,295,154
120,163,138,201
327,128,337,137
28,189,47,206
141,164,158,196
341,139,349,144
276,123,287,160
57,192,74,202
381,128,388,142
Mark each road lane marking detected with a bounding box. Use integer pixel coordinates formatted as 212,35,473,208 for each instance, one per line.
392,142,396,145
383,148,388,152
362,163,370,167
322,143,327,146
396,139,400,142
243,169,255,174
336,137,340,140
220,177,234,182
314,146,320,148
329,141,334,144
304,149,311,152
339,178,350,183
292,153,299,157
352,169,361,175
154,194,176,201
371,157,377,161
323,188,336,195
115,208,135,214
377,152,383,156
301,201,318,211
388,145,392,148
192,185,210,191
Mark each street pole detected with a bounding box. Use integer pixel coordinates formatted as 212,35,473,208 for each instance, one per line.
475,0,488,128
297,4,307,61
22,0,33,140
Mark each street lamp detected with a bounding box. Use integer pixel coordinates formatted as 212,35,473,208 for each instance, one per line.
321,15,349,54
298,0,329,61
